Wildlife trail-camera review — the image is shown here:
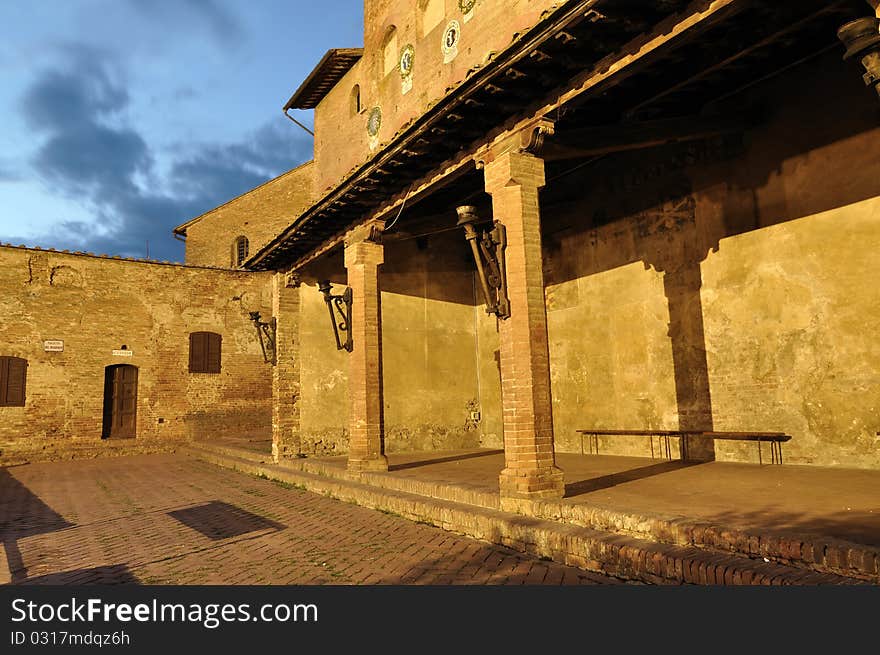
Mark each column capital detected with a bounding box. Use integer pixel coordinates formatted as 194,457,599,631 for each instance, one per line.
344,218,385,247
476,118,553,185
344,219,385,267
482,148,547,193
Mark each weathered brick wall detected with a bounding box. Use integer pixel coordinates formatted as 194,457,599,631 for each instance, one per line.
183,161,316,268
313,0,559,193
538,53,880,468
272,272,302,461
0,247,274,464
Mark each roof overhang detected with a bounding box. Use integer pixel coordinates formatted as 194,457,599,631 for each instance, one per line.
249,0,863,272
284,48,363,111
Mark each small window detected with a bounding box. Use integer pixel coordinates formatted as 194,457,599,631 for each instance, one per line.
382,26,398,76
189,332,222,374
351,84,361,115
233,236,249,267
0,356,28,407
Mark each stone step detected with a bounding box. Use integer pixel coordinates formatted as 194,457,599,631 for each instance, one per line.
183,445,871,586
188,441,272,465
187,442,880,583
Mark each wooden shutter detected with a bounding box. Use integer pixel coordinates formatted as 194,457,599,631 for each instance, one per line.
0,357,7,405
189,333,206,373
206,333,222,373
189,333,220,373
0,356,27,406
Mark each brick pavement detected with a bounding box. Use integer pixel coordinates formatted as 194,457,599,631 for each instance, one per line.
0,454,617,585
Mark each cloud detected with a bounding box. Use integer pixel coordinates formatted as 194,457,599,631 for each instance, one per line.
21,45,128,132
127,0,245,47
170,121,311,200
12,47,311,261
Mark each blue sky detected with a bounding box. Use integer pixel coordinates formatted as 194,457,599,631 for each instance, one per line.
0,0,363,262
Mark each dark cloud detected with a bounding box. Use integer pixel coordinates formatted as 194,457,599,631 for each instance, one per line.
34,125,151,196
170,121,310,200
128,0,245,47
11,48,311,261
21,46,128,132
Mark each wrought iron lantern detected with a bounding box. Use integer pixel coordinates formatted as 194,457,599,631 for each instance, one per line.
248,311,277,365
838,16,880,98
456,205,510,319
318,280,353,352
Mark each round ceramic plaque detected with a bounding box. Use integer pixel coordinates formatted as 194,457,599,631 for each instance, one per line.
367,106,382,137
399,44,415,79
442,20,461,59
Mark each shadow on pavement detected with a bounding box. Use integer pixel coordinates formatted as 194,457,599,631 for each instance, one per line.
15,564,139,585
564,460,705,498
168,500,284,540
0,468,74,583
389,449,505,472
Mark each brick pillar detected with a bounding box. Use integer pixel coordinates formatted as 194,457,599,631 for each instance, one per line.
344,226,388,471
272,272,301,462
483,150,564,502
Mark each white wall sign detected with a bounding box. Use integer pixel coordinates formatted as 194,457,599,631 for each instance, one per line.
43,340,64,352
112,349,133,357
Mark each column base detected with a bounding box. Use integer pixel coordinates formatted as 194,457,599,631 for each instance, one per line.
347,455,389,472
272,442,301,464
498,466,564,501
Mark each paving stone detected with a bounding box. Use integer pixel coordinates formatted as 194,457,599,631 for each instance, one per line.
1,454,613,586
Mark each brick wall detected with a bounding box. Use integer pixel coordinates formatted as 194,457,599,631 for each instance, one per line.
313,0,559,193
183,161,316,268
0,247,274,464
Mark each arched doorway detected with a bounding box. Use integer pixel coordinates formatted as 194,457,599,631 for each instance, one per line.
102,365,138,439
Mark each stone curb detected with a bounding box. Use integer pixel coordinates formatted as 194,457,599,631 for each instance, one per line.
185,445,872,586
188,442,879,582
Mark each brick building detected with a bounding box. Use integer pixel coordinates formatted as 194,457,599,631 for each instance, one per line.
3,0,880,509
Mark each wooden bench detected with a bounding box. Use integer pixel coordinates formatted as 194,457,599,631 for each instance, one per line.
575,429,792,464
575,430,679,460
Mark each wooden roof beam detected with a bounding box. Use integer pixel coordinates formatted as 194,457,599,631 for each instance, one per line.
541,111,756,161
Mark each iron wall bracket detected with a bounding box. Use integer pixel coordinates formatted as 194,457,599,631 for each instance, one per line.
248,312,277,365
456,205,510,319
838,16,880,98
318,281,353,352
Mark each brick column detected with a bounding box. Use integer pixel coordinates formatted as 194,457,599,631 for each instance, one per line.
483,150,564,502
272,271,301,462
344,224,388,471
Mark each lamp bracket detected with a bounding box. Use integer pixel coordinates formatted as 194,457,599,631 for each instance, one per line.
248,312,277,365
456,206,510,319
318,281,353,352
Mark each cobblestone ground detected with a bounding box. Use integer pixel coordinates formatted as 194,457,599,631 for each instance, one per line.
1,454,617,585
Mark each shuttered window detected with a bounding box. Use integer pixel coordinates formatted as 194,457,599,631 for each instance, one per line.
189,332,222,374
233,236,249,267
0,356,28,407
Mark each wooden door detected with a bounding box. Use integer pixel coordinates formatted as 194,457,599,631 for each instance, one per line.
103,365,138,438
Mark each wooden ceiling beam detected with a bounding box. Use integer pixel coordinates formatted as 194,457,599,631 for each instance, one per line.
542,111,755,161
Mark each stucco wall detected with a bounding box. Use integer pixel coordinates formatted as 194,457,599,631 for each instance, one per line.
296,232,483,455
0,247,274,464
541,54,880,468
